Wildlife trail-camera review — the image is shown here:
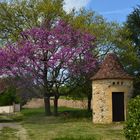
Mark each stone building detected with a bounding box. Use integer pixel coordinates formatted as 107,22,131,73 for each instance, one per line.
91,53,133,123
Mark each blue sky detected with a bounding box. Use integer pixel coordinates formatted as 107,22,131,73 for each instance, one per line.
64,0,140,23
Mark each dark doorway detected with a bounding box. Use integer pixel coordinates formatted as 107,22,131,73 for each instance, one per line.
112,92,124,122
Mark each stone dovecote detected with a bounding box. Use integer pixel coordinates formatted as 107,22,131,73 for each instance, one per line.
91,53,133,123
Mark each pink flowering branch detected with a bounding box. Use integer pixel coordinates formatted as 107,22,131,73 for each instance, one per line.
0,20,97,97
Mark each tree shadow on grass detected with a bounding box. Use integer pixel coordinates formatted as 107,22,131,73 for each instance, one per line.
59,109,92,119
21,108,92,125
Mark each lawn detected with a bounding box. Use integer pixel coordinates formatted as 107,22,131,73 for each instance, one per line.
19,107,125,140
0,107,125,140
0,127,18,140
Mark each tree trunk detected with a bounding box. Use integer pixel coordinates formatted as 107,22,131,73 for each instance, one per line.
87,95,92,112
44,96,51,116
54,95,59,116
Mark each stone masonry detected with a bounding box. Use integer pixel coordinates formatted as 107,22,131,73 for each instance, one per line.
92,79,133,123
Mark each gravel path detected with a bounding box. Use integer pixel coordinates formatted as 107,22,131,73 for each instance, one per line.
0,123,29,140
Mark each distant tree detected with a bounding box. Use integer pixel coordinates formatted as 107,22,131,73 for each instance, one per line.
65,64,99,111
126,5,140,53
0,20,97,115
0,0,66,44
121,6,140,96
68,9,121,57
67,77,93,111
0,86,19,106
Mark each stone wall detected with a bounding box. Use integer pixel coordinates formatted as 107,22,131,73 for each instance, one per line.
92,79,133,123
23,98,90,109
0,104,20,114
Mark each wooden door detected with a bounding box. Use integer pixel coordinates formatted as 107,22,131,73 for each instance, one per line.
112,92,124,122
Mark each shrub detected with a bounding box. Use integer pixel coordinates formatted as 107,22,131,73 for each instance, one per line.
0,87,20,106
124,95,140,140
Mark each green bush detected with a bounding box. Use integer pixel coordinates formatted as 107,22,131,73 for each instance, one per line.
124,96,140,140
0,87,20,106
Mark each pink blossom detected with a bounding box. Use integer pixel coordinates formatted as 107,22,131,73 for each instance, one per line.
0,20,97,90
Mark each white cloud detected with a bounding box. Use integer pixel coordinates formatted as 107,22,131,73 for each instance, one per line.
64,0,90,12
101,8,132,15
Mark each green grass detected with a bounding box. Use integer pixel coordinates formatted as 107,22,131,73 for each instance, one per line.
20,107,125,140
0,112,23,122
0,127,18,140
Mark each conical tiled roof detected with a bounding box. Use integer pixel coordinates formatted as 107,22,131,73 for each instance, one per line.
91,53,133,80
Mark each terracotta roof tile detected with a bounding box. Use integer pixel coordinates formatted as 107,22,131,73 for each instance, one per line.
91,53,133,80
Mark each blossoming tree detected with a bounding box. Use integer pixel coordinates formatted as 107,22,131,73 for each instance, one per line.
0,21,97,115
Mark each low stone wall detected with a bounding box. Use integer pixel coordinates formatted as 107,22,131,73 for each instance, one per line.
23,98,44,108
57,99,88,109
23,98,92,109
0,104,20,114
